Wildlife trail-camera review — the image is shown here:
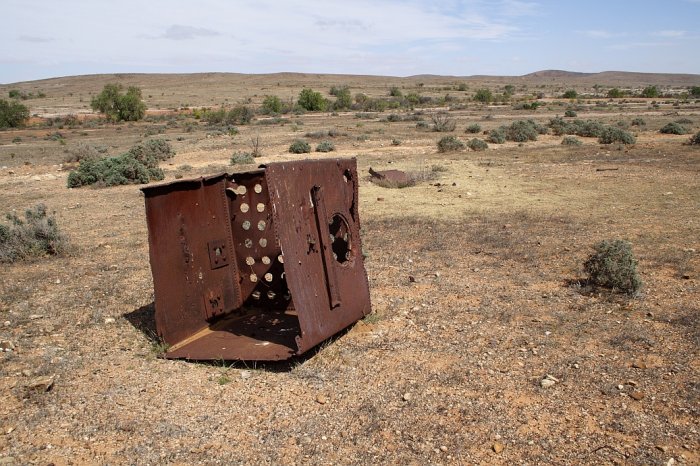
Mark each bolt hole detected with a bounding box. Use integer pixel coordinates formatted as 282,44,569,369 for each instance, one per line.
240,203,249,213
254,183,263,194
259,238,268,247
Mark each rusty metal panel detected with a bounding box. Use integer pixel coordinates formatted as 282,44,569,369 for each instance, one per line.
141,158,371,361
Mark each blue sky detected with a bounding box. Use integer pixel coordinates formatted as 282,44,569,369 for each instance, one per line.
1,0,698,84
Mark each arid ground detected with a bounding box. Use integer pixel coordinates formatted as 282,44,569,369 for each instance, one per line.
1,71,699,464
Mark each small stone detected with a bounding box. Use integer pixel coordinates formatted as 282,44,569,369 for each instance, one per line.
631,360,647,369
656,445,668,453
492,442,504,454
3,321,10,327
667,459,676,466
104,317,116,324
0,341,14,352
540,378,556,388
28,314,43,320
55,279,61,284
440,446,448,452
239,370,252,379
402,392,412,402
21,369,32,377
629,391,645,401
26,375,54,393
617,384,624,390
315,394,328,405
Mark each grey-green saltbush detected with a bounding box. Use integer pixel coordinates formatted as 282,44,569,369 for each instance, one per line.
467,138,488,151
561,136,582,146
584,239,642,295
289,139,311,153
0,204,70,263
437,135,465,152
598,127,636,144
465,123,481,134
659,122,689,135
316,140,335,152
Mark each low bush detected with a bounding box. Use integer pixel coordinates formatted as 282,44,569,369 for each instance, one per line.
465,123,481,134
487,128,506,144
64,142,105,164
549,117,606,138
675,117,693,125
598,127,636,144
230,152,255,165
432,113,456,132
316,140,335,152
631,118,646,127
561,136,582,146
564,109,577,117
0,99,30,128
288,139,311,153
659,122,689,135
583,239,642,295
562,90,578,99
504,120,541,142
437,135,465,152
687,131,700,145
467,138,488,151
0,204,70,263
128,138,175,163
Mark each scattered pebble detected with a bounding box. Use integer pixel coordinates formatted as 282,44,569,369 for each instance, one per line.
492,442,504,454
0,340,15,352
540,374,559,388
402,392,412,402
104,317,116,324
631,360,647,369
629,391,645,401
26,375,54,393
315,394,328,405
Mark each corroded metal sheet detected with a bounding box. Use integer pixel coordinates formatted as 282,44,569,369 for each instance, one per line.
141,158,371,361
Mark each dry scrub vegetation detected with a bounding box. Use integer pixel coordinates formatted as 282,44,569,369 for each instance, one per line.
0,72,699,464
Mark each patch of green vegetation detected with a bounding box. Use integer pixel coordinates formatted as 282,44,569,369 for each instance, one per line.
288,139,311,153
0,204,70,263
437,135,465,152
584,239,642,295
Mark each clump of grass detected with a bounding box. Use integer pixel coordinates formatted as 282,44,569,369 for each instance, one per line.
289,139,311,154
0,204,70,263
631,118,646,127
465,123,481,134
561,136,582,146
584,239,642,295
467,138,488,151
437,135,465,152
316,140,335,152
659,122,690,135
564,109,577,117
687,131,700,145
230,152,255,165
598,127,636,144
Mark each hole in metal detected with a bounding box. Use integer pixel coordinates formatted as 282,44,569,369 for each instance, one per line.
237,185,247,195
242,220,251,230
259,238,268,247
252,291,261,299
264,273,273,282
244,238,253,248
278,254,284,264
257,220,266,231
240,203,249,213
254,184,263,194
329,214,352,264
249,273,258,283
245,256,255,266
256,203,265,213
267,291,276,300
262,256,271,265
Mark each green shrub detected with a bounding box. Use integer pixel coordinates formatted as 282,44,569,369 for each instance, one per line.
228,105,253,125
386,113,402,122
389,86,402,97
607,88,624,98
288,139,311,153
562,90,577,99
660,122,689,135
0,99,30,128
90,84,147,121
631,118,646,127
465,123,481,134
584,239,642,295
564,109,577,117
67,152,164,188
688,131,700,145
65,142,104,164
467,138,488,151
504,120,545,142
128,139,174,163
598,127,636,144
641,86,659,98
230,152,255,165
316,140,335,152
473,88,493,103
8,90,21,99
561,136,582,146
437,135,464,152
261,95,283,114
549,117,605,137
0,204,70,263
487,127,506,144
297,89,327,111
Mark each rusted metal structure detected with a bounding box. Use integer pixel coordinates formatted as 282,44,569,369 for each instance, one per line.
141,158,371,360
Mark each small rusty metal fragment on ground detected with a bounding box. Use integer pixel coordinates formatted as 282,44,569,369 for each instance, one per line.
142,158,371,360
368,167,411,185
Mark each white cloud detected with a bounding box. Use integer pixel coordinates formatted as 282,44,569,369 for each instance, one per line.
653,30,686,37
160,25,220,41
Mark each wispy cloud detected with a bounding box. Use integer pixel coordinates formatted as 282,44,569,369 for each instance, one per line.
160,25,220,40
580,30,625,39
19,35,53,43
653,30,686,37
608,41,672,50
